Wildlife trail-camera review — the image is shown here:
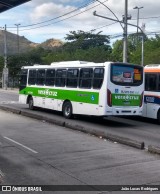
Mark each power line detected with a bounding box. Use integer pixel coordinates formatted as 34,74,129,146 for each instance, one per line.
18,0,107,31
137,16,160,20
8,0,106,30
6,0,160,33
90,21,118,31
8,0,96,28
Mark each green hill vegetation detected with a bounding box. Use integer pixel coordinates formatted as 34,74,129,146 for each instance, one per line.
0,30,63,55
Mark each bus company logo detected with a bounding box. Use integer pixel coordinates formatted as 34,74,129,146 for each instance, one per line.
38,89,57,97
114,95,139,101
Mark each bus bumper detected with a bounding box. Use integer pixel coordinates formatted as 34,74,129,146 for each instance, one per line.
106,107,143,116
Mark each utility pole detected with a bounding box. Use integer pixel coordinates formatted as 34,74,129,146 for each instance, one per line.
2,24,8,90
133,6,143,44
141,23,145,65
15,23,21,54
123,0,128,63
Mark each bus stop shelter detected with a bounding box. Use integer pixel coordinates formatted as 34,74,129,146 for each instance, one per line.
1,0,31,89
0,0,30,12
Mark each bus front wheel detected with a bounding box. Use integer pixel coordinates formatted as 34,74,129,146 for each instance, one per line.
62,101,73,119
28,97,35,110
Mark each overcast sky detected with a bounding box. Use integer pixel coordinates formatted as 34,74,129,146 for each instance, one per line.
1,0,160,44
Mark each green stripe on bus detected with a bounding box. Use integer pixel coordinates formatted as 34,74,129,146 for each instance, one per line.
112,94,141,106
19,87,99,104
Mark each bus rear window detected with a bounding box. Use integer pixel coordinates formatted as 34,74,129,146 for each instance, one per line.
111,64,143,86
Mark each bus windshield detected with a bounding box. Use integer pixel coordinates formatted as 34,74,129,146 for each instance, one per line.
111,63,143,86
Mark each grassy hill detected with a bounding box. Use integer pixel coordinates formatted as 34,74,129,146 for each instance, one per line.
0,30,63,55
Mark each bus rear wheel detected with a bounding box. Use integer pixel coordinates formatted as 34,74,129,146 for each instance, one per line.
62,101,73,119
28,97,35,110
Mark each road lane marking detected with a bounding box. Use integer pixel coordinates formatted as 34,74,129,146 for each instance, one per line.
4,136,38,154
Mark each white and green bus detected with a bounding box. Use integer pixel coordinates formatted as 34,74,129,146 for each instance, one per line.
19,61,144,119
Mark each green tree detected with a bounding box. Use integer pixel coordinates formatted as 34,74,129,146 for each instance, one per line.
64,30,111,51
111,39,123,62
43,30,112,64
111,33,148,64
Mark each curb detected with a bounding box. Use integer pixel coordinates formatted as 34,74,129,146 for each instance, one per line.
44,117,65,127
0,105,21,114
65,122,86,133
0,105,157,152
21,110,44,121
65,122,144,150
148,145,160,155
105,133,144,150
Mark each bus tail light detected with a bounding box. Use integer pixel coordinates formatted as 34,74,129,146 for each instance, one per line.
107,89,112,107
140,91,144,107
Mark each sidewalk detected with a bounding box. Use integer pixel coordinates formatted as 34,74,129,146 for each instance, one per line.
0,88,18,93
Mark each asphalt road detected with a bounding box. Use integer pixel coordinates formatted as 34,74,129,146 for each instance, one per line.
1,109,160,194
0,89,18,102
0,89,160,148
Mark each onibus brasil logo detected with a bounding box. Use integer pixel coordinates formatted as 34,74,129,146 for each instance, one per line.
38,89,57,97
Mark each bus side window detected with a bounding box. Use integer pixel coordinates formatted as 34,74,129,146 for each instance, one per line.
66,69,79,88
79,68,93,89
45,69,55,86
19,69,28,86
28,69,36,85
145,73,157,91
145,74,149,91
55,69,66,87
37,69,45,85
93,68,104,89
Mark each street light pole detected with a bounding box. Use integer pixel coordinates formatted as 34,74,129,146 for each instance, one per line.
123,0,128,63
133,6,143,43
15,23,21,54
2,24,8,90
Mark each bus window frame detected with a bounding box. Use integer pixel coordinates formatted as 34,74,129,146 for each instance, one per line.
110,63,143,86
66,68,79,88
28,69,37,85
45,69,55,86
145,72,160,92
79,68,93,89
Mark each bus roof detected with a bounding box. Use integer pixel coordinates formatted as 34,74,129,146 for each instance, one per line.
21,61,139,69
144,64,160,73
21,61,110,69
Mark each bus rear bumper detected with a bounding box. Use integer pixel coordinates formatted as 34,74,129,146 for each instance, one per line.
106,107,143,116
